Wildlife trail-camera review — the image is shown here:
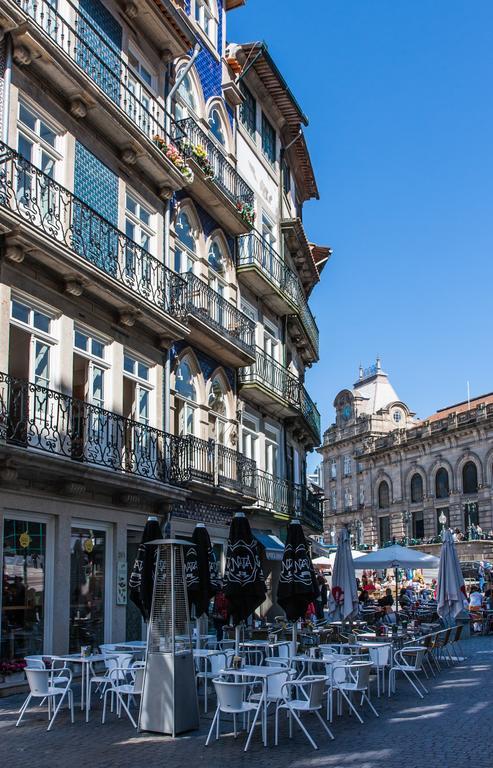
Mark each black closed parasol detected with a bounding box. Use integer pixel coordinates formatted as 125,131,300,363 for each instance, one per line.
128,516,163,622
223,512,266,652
277,519,319,654
185,523,220,618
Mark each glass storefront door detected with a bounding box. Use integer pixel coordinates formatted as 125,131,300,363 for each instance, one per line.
69,527,106,652
1,518,46,661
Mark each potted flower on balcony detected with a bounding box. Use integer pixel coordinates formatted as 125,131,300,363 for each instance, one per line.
0,659,27,684
236,201,256,229
152,135,194,182
181,140,215,180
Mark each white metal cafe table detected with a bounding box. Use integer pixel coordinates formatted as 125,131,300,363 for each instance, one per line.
51,653,116,714
220,664,286,750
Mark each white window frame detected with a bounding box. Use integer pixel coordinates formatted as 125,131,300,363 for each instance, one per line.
0,510,55,656
330,458,337,480
70,519,113,646
330,489,337,511
343,455,352,477
123,351,154,427
264,422,281,477
17,98,63,178
10,295,58,390
193,0,217,48
242,412,259,464
125,191,156,255
174,211,197,275
73,325,111,409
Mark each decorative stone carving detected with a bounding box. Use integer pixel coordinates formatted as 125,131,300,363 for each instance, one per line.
119,308,140,327
13,45,31,66
63,481,86,497
69,98,87,119
121,147,137,166
5,244,24,263
64,278,84,297
124,1,138,18
159,185,174,201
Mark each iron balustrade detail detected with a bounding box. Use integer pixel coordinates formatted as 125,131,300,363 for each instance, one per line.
237,231,319,356
239,349,321,444
0,372,188,485
184,273,256,356
0,142,188,319
254,469,323,531
174,117,254,209
14,0,183,150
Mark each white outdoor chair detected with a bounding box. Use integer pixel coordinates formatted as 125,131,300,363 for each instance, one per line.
332,661,378,723
388,647,429,699
274,675,334,750
367,644,392,697
86,652,133,721
249,668,295,713
102,666,144,728
16,668,74,731
196,651,229,713
269,642,292,662
205,679,259,749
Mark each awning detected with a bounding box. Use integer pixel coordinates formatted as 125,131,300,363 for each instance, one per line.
253,530,285,561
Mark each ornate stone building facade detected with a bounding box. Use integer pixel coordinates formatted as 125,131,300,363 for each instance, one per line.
0,0,328,663
320,360,493,548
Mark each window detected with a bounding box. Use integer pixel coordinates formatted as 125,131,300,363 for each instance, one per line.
330,459,337,480
392,409,402,424
174,210,196,274
175,69,197,121
435,468,450,499
265,425,279,476
17,101,61,216
123,354,149,382
463,461,478,495
127,49,155,134
174,358,197,436
72,327,108,409
464,501,479,530
378,481,390,509
410,473,423,503
240,82,256,135
330,489,337,511
343,455,352,477
208,108,226,146
242,414,258,463
11,299,51,334
194,0,215,44
123,353,151,427
208,376,227,445
344,488,352,510
378,515,391,546
208,240,226,275
263,320,279,362
261,113,276,164
412,510,424,540
69,527,107,652
125,193,155,284
281,156,291,195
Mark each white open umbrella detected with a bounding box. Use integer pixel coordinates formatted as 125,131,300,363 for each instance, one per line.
327,529,359,621
355,544,439,621
437,530,468,620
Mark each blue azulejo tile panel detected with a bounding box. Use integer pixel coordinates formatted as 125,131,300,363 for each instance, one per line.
73,141,119,275
76,0,122,104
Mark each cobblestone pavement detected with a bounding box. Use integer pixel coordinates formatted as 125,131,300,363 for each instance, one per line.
1,636,492,768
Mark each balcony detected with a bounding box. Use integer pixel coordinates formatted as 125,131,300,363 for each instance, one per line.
184,273,256,367
174,117,255,235
0,142,189,342
237,231,319,363
253,469,323,532
0,372,257,498
238,349,321,447
4,0,190,191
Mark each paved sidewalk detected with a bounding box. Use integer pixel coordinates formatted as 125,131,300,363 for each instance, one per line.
1,636,492,768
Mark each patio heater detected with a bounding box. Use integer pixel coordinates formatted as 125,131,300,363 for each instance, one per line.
139,539,199,737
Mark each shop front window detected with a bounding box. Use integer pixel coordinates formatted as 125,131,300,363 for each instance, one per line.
1,519,46,661
69,527,106,652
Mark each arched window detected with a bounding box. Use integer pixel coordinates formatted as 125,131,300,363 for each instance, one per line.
435,468,450,499
208,240,225,275
174,358,197,436
463,461,478,495
208,376,227,445
410,473,423,504
175,69,197,120
208,108,226,146
378,481,390,509
174,210,196,273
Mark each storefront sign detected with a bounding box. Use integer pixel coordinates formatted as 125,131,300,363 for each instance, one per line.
117,554,127,605
84,539,94,553
19,532,31,549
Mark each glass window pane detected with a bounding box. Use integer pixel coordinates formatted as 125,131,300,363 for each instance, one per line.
18,134,33,163
11,299,30,324
33,310,51,333
137,362,149,380
34,342,50,384
39,122,56,147
91,339,104,359
69,528,106,652
92,367,104,403
19,104,37,131
140,66,152,87
140,207,150,226
176,211,196,252
209,109,225,145
138,388,149,420
124,355,135,374
74,330,88,351
126,194,137,215
1,519,46,660
186,403,194,434
125,219,135,241
41,151,55,178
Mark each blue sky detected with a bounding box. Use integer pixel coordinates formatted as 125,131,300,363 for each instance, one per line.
229,1,493,469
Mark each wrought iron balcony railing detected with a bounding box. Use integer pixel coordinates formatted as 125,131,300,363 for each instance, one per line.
0,372,188,485
13,0,182,150
239,349,321,444
0,373,257,494
0,142,187,319
254,469,323,531
238,231,319,356
174,116,254,210
184,273,256,356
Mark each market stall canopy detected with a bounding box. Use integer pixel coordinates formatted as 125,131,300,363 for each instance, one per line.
354,544,439,570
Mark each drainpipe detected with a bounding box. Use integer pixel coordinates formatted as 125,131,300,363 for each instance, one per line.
161,45,200,434
2,35,12,144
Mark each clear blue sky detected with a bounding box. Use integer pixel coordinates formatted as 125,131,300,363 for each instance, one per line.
229,1,493,469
